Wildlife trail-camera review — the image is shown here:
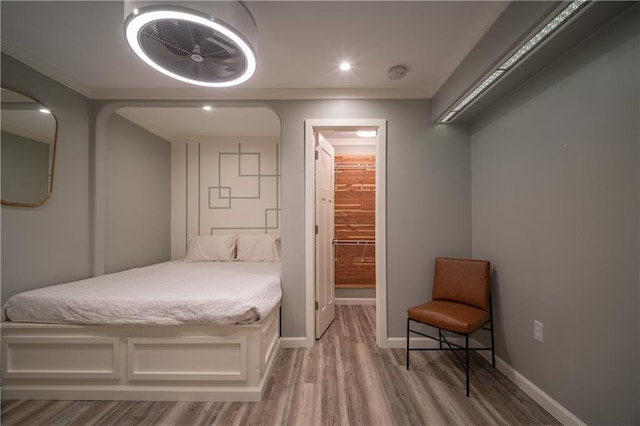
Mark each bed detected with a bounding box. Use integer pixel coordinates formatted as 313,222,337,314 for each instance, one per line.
1,246,282,402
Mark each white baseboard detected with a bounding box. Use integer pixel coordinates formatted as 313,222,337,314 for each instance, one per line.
495,358,584,425
468,339,584,426
279,337,310,348
335,298,376,305
388,336,438,348
388,336,585,426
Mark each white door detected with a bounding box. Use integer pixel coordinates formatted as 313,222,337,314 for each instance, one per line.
315,133,335,339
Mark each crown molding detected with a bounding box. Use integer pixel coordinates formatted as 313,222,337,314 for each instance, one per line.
2,41,430,101
1,42,93,98
89,87,430,101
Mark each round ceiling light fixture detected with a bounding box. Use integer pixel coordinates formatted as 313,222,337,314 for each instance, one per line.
125,3,257,87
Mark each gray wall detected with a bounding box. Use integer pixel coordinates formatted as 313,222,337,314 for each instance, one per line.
269,99,471,338
91,99,470,339
105,114,171,273
1,54,92,305
1,56,173,305
1,130,49,203
2,66,473,343
470,6,639,425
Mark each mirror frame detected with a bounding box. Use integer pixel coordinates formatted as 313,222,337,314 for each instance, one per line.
1,86,58,207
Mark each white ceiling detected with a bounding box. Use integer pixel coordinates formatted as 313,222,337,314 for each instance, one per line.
2,1,628,139
1,1,512,140
116,106,281,142
1,1,508,100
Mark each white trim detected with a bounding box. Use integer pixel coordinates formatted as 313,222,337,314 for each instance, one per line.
388,336,466,349
1,308,281,402
305,119,388,349
1,40,93,98
494,358,585,425
279,337,309,348
470,341,585,426
335,298,376,306
1,384,267,403
327,138,376,146
374,121,388,348
393,334,585,425
3,337,121,379
389,337,436,348
304,123,316,348
91,87,430,101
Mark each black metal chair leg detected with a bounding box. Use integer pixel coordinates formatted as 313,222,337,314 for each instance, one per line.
489,294,496,367
465,335,470,397
438,328,443,349
406,317,410,370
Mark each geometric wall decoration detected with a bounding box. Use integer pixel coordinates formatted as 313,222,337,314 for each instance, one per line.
185,141,280,240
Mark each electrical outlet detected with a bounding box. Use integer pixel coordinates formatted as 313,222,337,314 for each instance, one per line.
534,320,543,343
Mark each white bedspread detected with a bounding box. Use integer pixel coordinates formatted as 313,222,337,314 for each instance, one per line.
1,261,282,326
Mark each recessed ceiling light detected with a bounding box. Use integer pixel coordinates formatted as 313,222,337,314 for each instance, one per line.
38,108,51,114
356,130,376,138
339,62,352,71
202,105,212,111
125,5,257,87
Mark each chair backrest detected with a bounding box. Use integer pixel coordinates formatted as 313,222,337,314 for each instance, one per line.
432,257,491,311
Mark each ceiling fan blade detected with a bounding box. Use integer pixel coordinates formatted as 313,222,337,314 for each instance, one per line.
151,19,194,56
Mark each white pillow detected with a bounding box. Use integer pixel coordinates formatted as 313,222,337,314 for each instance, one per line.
185,234,237,262
236,234,280,262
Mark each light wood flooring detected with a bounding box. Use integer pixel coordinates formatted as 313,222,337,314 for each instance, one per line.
1,305,559,425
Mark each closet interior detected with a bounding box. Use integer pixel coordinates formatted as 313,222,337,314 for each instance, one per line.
334,153,376,290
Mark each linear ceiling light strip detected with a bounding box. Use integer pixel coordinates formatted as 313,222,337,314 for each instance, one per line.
439,0,590,123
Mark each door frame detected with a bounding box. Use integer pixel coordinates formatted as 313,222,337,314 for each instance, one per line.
304,119,387,348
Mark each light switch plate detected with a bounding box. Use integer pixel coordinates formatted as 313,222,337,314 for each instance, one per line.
534,320,543,343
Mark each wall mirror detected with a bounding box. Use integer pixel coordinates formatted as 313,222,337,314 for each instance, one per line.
1,87,57,207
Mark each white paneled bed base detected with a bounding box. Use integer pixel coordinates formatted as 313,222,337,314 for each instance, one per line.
1,306,280,402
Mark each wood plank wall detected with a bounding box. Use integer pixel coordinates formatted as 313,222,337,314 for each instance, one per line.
334,154,376,288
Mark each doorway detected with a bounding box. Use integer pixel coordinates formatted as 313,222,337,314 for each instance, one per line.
304,119,387,347
329,132,376,300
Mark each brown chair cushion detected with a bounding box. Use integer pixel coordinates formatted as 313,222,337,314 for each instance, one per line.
432,257,490,311
407,300,490,334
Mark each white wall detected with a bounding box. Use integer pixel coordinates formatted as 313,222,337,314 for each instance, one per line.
1,54,92,305
269,99,471,338
171,138,280,259
470,6,640,424
4,57,472,350
105,114,171,273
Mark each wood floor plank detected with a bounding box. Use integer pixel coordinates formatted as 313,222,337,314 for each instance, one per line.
0,400,73,426
151,401,211,425
1,400,62,426
332,337,352,426
67,401,120,426
47,400,96,426
375,345,431,424
1,399,31,421
209,402,248,426
1,305,560,426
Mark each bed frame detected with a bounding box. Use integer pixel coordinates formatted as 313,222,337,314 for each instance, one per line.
0,306,280,402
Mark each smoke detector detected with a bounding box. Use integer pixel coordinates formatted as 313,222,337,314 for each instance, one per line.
388,65,407,80
124,1,257,87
